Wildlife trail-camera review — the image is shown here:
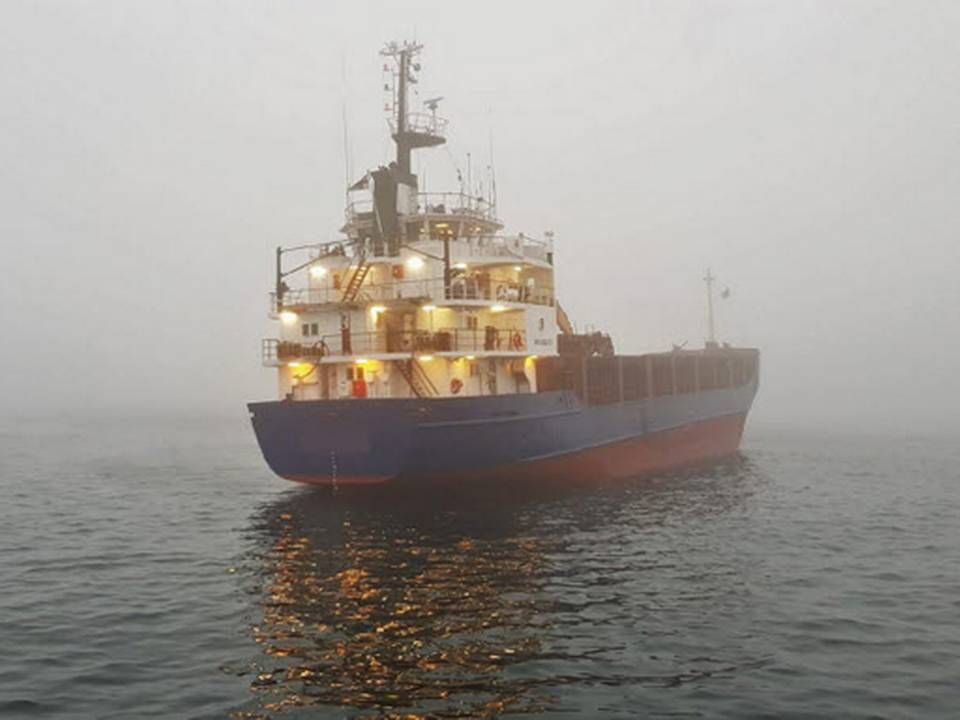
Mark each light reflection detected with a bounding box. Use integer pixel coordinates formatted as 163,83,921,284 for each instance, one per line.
233,461,758,718
239,497,550,717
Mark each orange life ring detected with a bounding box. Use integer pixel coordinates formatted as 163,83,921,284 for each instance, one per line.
450,377,464,394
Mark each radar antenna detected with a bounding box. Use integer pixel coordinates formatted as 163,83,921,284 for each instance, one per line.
380,41,446,174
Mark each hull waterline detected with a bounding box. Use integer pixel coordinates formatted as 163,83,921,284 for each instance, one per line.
248,380,757,488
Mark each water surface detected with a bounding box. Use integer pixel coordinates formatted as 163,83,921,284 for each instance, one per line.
2,417,959,718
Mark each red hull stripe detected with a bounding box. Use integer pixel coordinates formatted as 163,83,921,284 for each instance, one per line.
283,413,746,488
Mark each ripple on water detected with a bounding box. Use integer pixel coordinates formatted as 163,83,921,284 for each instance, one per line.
3,421,960,718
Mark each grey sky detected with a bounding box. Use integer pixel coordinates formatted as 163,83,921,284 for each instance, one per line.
1,1,958,433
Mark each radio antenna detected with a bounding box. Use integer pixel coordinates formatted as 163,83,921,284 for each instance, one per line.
488,121,498,212
340,53,352,201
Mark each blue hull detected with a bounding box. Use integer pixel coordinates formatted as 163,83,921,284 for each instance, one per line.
248,379,758,486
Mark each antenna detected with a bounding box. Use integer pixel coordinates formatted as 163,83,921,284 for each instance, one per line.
340,53,352,200
488,124,498,212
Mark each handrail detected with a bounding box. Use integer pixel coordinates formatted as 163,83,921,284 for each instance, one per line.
345,190,499,223
270,276,445,311
263,328,527,363
389,112,449,137
318,328,527,356
262,338,327,364
270,277,555,312
417,191,493,216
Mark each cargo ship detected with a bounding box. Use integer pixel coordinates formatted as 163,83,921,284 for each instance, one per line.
248,41,759,488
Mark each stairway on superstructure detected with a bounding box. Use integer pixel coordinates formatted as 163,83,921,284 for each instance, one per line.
340,249,371,303
398,359,439,398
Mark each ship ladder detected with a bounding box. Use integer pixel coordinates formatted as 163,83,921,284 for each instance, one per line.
341,251,371,304
398,359,439,398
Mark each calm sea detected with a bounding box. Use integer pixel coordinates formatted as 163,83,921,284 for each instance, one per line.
2,416,959,719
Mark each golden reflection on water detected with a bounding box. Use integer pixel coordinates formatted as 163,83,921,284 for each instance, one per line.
238,500,550,718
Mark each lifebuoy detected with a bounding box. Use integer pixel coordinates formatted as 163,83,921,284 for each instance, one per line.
450,377,464,394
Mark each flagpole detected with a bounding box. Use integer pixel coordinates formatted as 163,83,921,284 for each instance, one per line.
704,268,716,346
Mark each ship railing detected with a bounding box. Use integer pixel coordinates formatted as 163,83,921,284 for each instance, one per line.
271,276,447,312
265,328,527,362
345,191,498,224
262,338,329,365
262,338,279,363
445,278,554,306
282,239,357,257
452,233,551,263
344,199,374,223
418,192,495,219
271,277,554,313
389,112,449,138
320,327,527,356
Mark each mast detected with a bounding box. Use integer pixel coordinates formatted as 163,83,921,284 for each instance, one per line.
395,43,411,172
704,268,717,346
380,41,445,177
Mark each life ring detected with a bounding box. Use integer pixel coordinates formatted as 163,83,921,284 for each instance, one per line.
450,377,464,394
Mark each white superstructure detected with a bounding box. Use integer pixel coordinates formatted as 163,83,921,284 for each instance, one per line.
262,42,558,402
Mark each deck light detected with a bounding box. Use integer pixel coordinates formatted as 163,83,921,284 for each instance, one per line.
405,256,425,271
356,358,369,365
309,265,327,279
287,361,302,369
490,304,507,313
418,355,434,362
280,311,298,325
370,305,387,317
422,304,437,312
453,262,468,270
513,265,523,272
465,355,476,360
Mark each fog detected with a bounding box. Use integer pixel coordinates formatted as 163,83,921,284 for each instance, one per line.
2,1,958,434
